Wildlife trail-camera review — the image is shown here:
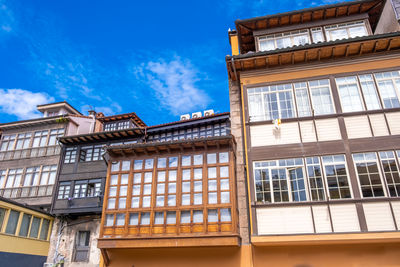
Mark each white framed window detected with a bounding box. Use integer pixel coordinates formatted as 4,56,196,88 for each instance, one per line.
305,157,326,201
308,79,335,115
325,20,368,41
0,135,16,151
48,128,64,146
336,76,365,112
374,71,400,109
293,82,312,117
32,130,49,147
353,152,385,198
311,27,325,43
39,165,57,185
358,74,381,110
258,29,310,51
380,151,400,197
15,133,32,150
23,167,41,187
64,147,77,164
254,158,308,203
321,155,352,199
58,182,71,199
80,145,102,162
5,169,23,188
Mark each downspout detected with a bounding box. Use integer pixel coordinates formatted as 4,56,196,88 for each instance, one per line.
53,218,66,264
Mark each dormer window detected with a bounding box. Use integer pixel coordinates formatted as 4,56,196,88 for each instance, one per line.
257,20,369,52
325,21,368,41
258,29,310,51
104,120,132,131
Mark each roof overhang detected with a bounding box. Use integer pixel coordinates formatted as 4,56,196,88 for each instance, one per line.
98,112,146,127
37,101,82,115
226,32,400,80
0,115,70,130
106,135,235,158
236,0,385,54
58,127,145,145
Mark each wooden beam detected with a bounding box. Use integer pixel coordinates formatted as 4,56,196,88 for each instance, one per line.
372,40,379,52
317,49,321,61
386,39,393,51
101,248,110,266
345,45,350,56
359,43,364,55
331,47,335,59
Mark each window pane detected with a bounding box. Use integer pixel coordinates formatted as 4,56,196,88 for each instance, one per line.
208,192,218,204
39,219,50,240
193,155,203,165
166,211,176,224
140,213,150,225
131,197,140,208
220,208,232,222
121,161,130,171
145,159,154,169
142,196,151,207
294,83,312,117
134,160,143,170
29,217,41,237
105,214,114,226
158,158,167,168
359,75,381,110
18,213,32,237
154,212,164,225
336,76,364,112
219,152,229,163
108,198,115,209
208,209,218,223
116,214,125,226
168,170,177,181
169,157,178,167
129,213,139,225
182,156,191,166
207,153,217,164
182,194,190,205
180,211,190,224
5,210,20,235
193,210,203,223
309,79,334,115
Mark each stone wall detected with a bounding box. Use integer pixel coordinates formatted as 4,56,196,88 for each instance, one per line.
229,79,250,245
47,216,101,267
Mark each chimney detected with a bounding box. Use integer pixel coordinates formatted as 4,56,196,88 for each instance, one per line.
88,110,97,117
228,29,239,56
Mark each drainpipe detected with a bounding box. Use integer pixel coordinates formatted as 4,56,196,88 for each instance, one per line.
88,110,97,133
53,218,66,264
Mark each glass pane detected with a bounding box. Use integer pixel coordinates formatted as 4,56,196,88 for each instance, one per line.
166,211,176,224
19,213,32,237
111,162,120,172
118,198,126,209
133,173,141,184
39,219,50,240
0,208,6,230
142,196,151,207
182,182,190,193
169,157,178,167
120,174,129,184
219,152,229,163
108,198,116,209
168,195,176,206
140,213,150,225
121,161,130,171
220,179,230,190
208,192,218,204
220,166,229,178
145,159,154,169
182,169,191,180
221,192,230,203
182,156,191,166
129,213,139,225
109,186,117,197
220,208,232,222
193,210,203,223
157,158,167,168
168,170,177,181
194,181,202,192
158,171,166,182
110,175,118,185
207,153,217,164
193,155,203,165
208,168,217,178
5,210,20,234
208,209,218,223
119,186,127,196
131,197,140,208
180,211,190,224
154,212,164,225
156,196,164,207
194,168,202,179
29,217,41,237
144,172,152,183
194,193,202,205
116,214,125,226
105,214,114,226
182,194,190,205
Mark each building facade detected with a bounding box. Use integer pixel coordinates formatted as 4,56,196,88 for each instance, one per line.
226,0,400,266
46,112,146,267
96,112,251,267
0,102,94,210
0,196,53,267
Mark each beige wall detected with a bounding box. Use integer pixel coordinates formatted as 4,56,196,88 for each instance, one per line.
253,243,400,267
375,0,400,34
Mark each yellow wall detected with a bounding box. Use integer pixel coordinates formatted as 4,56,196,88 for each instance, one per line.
0,234,50,256
253,243,400,267
230,34,240,56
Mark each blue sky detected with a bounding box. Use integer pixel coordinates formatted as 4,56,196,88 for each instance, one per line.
0,0,347,125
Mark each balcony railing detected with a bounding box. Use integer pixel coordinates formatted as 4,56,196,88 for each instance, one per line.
0,146,61,161
0,185,54,199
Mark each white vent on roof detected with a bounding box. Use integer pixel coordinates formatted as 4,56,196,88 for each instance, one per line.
180,114,190,120
204,109,214,116
192,112,202,119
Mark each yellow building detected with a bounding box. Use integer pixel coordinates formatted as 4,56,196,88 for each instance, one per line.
226,0,400,266
0,196,53,267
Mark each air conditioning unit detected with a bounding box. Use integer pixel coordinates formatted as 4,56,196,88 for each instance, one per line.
204,109,214,116
191,112,202,119
180,114,190,120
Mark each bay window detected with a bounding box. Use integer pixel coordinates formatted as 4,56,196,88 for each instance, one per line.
325,21,367,41
374,71,400,109
353,152,385,198
258,29,310,51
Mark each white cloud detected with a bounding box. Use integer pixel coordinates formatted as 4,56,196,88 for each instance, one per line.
133,56,210,116
81,101,122,117
0,0,15,35
0,88,54,119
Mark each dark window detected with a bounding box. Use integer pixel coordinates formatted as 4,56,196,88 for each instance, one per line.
5,210,20,234
58,182,71,199
74,231,90,262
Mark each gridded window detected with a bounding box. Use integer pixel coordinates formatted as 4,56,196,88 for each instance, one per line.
5,169,23,188
103,151,234,237
15,133,32,150
80,145,102,162
374,71,400,109
39,165,57,185
74,231,90,262
305,157,326,201
322,155,351,199
248,83,296,121
5,210,20,234
258,29,310,51
294,82,312,117
379,151,400,197
18,213,32,237
65,147,77,163
74,181,88,198
104,123,117,131
108,162,130,210
325,21,367,41
48,128,64,146
254,158,306,203
39,219,50,240
58,182,71,199
308,79,335,115
311,27,325,43
23,167,41,186
0,134,16,151
336,76,364,112
353,152,385,198
32,130,49,147
358,74,381,110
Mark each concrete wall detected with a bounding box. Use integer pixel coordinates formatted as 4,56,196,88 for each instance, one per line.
47,217,101,267
229,79,250,245
375,0,400,34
